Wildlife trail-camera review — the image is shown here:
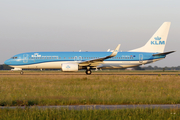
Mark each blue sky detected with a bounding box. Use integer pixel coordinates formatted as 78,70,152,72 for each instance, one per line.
0,0,180,67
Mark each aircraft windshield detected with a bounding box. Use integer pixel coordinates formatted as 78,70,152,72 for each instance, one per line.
11,57,18,59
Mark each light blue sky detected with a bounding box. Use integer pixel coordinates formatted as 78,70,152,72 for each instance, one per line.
0,0,180,67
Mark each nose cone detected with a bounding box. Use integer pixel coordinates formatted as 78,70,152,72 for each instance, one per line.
4,59,11,65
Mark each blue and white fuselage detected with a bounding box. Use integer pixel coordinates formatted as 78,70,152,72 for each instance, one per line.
4,51,165,69
4,22,175,74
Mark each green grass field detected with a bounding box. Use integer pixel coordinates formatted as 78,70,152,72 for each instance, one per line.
1,108,180,120
1,73,180,106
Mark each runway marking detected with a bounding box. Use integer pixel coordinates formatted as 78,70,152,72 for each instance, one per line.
1,104,180,109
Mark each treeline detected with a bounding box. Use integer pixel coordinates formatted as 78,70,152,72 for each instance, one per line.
0,64,13,70
135,66,180,70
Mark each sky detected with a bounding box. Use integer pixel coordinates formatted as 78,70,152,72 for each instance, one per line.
0,0,180,67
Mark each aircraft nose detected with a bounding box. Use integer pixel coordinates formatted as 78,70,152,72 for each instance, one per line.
4,59,11,65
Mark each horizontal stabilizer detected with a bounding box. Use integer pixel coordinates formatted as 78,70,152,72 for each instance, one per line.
153,51,175,56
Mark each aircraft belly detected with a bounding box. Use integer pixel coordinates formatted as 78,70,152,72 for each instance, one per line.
10,59,163,69
11,61,77,69
101,60,154,69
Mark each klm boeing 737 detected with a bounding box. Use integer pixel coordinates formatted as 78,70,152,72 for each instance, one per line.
4,22,175,75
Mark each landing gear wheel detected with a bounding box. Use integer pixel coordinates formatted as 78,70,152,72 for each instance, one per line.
86,70,92,75
20,71,24,75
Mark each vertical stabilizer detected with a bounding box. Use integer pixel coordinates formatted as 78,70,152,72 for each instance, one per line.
130,22,171,53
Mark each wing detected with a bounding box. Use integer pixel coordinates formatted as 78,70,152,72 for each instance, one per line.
79,44,121,67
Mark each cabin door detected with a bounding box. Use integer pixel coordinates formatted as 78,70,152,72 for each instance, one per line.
74,56,78,61
23,54,28,63
139,54,143,63
78,56,82,61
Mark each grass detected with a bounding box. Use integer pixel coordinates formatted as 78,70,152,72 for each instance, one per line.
1,108,180,120
1,74,180,106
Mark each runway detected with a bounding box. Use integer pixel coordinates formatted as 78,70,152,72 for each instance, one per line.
1,104,180,110
0,73,180,76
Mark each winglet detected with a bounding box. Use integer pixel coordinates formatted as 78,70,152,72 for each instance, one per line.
110,44,121,57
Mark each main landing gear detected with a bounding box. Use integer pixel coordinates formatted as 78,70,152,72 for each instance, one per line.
86,69,92,75
20,71,24,75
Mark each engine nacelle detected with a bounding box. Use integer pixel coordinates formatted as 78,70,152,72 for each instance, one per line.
61,63,78,72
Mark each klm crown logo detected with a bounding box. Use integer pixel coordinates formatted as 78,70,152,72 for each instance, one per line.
31,53,41,57
154,36,161,40
66,65,70,69
151,36,165,45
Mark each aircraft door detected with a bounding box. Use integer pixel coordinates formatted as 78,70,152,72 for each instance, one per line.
23,54,28,63
139,54,143,63
74,56,77,61
79,56,82,61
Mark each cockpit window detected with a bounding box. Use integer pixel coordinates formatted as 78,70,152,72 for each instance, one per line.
11,57,18,59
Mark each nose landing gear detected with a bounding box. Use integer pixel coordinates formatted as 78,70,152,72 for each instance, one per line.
20,71,24,75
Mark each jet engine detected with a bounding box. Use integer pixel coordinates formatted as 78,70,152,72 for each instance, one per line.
61,63,78,71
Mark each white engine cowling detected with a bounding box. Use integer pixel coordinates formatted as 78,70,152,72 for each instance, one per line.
61,63,78,72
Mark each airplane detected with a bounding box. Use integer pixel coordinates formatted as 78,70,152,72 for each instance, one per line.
4,22,175,75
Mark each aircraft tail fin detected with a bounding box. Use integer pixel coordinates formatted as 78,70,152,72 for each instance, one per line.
130,22,171,53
